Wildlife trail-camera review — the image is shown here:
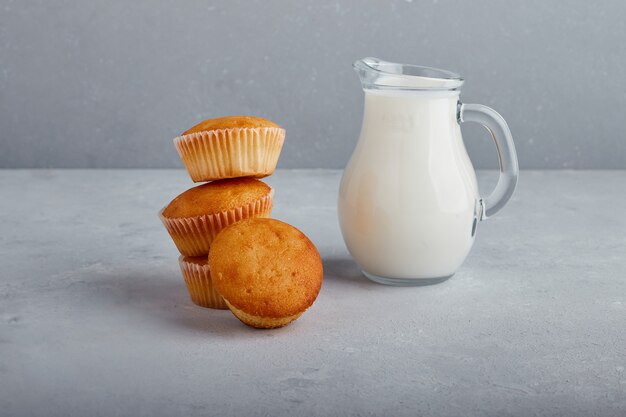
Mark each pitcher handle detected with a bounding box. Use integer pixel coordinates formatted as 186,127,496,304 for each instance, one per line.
458,103,519,220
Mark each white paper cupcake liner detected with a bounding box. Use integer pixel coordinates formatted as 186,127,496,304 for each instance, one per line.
174,127,285,182
179,256,227,310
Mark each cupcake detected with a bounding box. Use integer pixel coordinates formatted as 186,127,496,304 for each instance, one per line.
174,116,285,182
159,178,273,257
209,218,323,329
179,255,227,309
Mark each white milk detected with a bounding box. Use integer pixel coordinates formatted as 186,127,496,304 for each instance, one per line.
338,89,479,281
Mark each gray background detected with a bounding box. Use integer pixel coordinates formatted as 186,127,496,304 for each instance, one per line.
1,0,624,169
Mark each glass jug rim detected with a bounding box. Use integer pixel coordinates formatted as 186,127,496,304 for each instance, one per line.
354,57,464,91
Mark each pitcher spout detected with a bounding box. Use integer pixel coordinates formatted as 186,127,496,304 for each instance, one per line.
354,57,464,91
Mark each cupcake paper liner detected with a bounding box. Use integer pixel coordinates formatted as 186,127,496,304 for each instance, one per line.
224,300,304,329
159,189,274,257
174,127,285,182
179,256,227,310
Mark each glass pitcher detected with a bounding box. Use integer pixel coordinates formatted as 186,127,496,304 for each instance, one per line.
338,57,518,286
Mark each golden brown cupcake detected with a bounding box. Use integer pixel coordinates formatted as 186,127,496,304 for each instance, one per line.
159,178,273,256
179,255,228,309
174,116,285,182
209,218,323,329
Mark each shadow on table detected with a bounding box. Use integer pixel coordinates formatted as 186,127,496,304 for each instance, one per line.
322,257,379,288
81,265,278,338
81,257,377,336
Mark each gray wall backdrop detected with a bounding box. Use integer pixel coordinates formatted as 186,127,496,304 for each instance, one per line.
1,0,625,169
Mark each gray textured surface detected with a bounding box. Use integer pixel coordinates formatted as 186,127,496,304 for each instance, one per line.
1,169,626,416
1,1,626,169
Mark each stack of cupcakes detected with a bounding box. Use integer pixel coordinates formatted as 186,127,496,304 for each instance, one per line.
159,116,285,310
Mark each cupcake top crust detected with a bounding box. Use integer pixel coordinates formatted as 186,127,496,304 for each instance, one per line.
183,116,282,135
209,218,323,318
162,178,272,218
